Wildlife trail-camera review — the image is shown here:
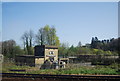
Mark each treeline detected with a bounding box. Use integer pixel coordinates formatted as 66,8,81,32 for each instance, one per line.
1,25,119,59
1,25,60,58
59,45,118,58
59,37,119,57
1,40,24,58
91,37,119,52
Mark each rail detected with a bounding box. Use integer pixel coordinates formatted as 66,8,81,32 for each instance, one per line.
1,73,120,80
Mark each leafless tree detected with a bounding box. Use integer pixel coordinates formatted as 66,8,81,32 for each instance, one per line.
21,30,34,55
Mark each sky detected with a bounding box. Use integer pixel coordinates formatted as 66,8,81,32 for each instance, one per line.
1,0,119,2
2,2,118,47
0,2,2,42
118,2,120,37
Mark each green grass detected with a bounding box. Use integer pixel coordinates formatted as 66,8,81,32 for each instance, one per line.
2,61,120,75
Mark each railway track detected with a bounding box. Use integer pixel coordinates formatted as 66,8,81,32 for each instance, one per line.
1,73,120,81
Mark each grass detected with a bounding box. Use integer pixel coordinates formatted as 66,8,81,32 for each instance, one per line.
2,61,120,75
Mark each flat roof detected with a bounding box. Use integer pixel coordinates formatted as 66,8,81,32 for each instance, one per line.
35,45,58,49
16,55,44,58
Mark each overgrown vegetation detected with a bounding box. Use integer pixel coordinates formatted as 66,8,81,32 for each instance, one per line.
58,37,119,57
59,45,118,57
2,61,120,75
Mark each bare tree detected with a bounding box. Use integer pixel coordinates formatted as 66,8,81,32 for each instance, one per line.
29,30,34,47
21,30,34,55
36,28,45,45
78,41,82,47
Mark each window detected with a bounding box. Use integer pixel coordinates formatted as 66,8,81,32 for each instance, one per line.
49,51,54,54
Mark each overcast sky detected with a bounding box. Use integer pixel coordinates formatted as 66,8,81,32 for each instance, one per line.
2,2,118,46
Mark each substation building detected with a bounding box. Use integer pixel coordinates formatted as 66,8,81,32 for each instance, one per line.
15,45,58,68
